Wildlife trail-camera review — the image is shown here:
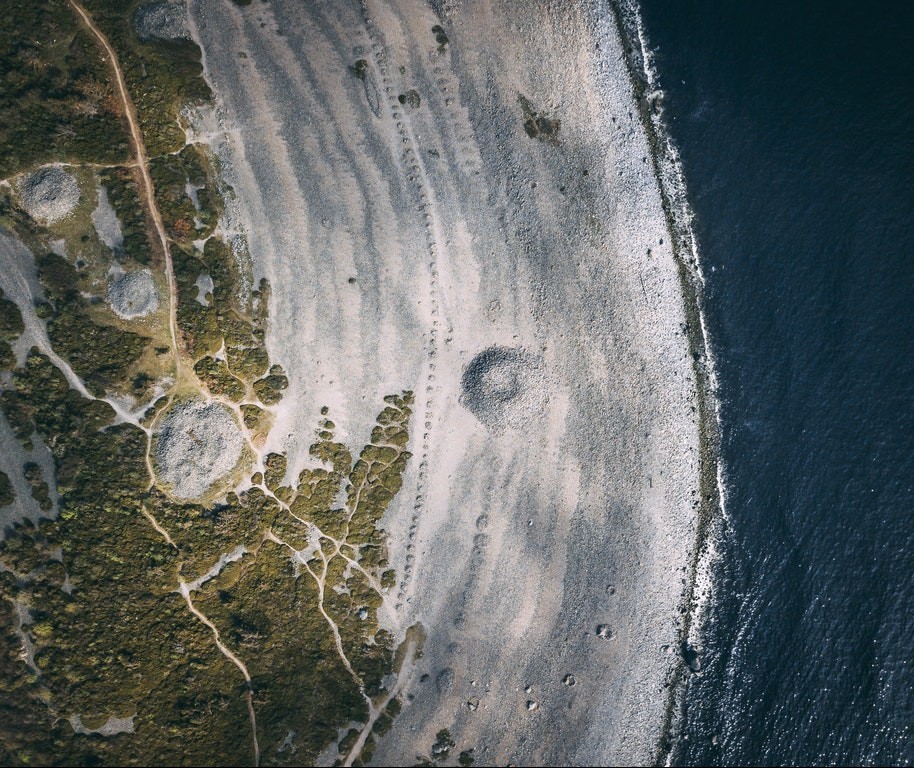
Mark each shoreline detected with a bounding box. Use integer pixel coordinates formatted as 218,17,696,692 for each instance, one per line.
187,0,708,763
607,0,727,762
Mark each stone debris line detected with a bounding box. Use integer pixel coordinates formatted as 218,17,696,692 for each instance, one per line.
359,1,440,606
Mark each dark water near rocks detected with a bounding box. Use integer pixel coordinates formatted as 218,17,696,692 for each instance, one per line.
637,1,914,764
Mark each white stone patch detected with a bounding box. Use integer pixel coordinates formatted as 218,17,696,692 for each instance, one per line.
107,267,159,319
155,400,244,500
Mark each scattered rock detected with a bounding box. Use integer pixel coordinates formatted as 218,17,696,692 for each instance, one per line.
562,674,576,686
107,269,159,319
91,184,124,252
466,696,479,711
155,400,244,500
460,346,547,430
526,700,538,711
681,642,701,673
17,166,80,224
596,624,614,640
435,667,455,694
133,0,190,41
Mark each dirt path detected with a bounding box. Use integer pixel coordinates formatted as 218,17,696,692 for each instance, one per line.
68,0,182,371
64,5,263,763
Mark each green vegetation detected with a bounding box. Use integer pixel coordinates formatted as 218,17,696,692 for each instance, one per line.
431,728,455,760
0,288,25,341
98,166,153,264
194,355,246,402
518,94,561,143
1,339,414,764
23,463,53,513
81,0,211,157
351,59,370,81
37,251,150,396
0,2,413,764
0,287,24,372
150,144,223,244
458,748,475,766
0,470,13,508
432,24,449,52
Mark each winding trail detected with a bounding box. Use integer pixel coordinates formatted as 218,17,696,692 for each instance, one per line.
68,0,182,372
62,4,262,763
179,581,261,766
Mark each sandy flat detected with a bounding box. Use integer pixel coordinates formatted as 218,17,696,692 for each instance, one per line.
188,0,700,764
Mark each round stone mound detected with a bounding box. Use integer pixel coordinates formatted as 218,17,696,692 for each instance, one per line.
460,346,547,430
108,270,159,319
134,0,189,41
17,166,80,224
156,401,244,500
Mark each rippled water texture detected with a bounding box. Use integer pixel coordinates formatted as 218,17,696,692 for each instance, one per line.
638,0,914,763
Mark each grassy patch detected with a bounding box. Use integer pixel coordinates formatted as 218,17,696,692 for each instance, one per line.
518,93,560,143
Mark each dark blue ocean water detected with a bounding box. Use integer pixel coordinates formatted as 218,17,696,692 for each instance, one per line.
637,1,914,764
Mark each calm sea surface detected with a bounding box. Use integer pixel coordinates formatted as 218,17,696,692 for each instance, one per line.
637,1,914,764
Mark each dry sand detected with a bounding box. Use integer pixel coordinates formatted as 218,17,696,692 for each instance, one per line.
187,0,701,764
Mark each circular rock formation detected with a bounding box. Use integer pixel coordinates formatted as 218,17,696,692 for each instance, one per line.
156,400,244,500
107,270,159,319
17,166,80,224
134,0,189,41
460,346,547,430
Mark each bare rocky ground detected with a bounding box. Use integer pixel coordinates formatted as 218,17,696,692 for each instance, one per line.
107,268,159,319
154,399,244,500
16,166,81,224
133,0,190,41
91,183,124,253
187,0,700,764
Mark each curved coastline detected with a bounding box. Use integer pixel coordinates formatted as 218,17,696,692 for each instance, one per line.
187,0,713,763
608,0,728,761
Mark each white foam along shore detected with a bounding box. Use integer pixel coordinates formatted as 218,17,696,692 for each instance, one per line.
187,0,705,764
611,0,728,756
